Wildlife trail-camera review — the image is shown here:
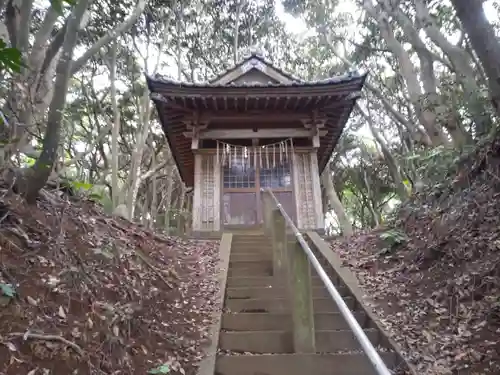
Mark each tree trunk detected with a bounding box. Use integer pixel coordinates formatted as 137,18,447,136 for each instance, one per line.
109,40,121,209
451,0,500,119
321,164,353,237
414,0,492,135
163,167,175,234
20,0,91,202
356,103,409,200
362,0,449,146
361,168,380,227
149,152,158,229
233,0,243,64
125,89,152,219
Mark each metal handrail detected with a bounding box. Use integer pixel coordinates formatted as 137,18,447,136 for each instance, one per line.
262,188,391,375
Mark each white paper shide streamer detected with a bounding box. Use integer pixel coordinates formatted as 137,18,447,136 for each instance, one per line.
215,139,293,169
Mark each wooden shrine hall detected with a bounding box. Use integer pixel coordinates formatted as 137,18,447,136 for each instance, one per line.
146,52,366,234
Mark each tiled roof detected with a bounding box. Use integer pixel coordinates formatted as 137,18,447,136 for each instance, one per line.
147,69,364,89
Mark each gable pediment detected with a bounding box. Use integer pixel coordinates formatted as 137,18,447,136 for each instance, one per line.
212,56,295,85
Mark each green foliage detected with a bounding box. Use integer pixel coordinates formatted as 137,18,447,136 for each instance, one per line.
0,283,16,298
148,364,170,374
0,0,75,74
402,145,475,185
70,180,94,191
50,0,76,14
379,228,407,247
0,39,23,74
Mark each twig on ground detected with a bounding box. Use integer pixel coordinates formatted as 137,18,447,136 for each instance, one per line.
133,248,176,288
9,331,85,356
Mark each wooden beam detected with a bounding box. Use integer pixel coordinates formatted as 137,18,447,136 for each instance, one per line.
183,128,328,140
182,110,327,124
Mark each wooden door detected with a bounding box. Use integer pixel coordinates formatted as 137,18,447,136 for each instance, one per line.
222,148,296,227
222,153,259,226
259,158,296,224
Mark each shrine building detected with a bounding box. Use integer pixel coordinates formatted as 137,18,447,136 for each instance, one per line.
146,52,366,234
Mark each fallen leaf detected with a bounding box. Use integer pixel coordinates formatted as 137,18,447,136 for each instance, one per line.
58,306,66,319
4,341,17,352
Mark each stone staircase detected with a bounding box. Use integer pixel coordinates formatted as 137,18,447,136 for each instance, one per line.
213,232,410,375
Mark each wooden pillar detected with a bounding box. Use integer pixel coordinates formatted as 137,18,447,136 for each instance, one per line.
287,239,316,353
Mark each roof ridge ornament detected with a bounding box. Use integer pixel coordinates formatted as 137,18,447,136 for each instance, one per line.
242,45,265,60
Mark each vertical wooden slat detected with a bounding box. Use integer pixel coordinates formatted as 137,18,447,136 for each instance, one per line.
213,154,221,231
193,153,202,231
291,152,303,229
309,151,324,229
301,153,311,228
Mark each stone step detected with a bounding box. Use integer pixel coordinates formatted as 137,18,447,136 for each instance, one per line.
227,266,273,277
219,329,379,353
226,276,325,287
228,260,273,270
225,297,355,313
221,312,367,331
230,253,273,262
226,285,340,299
230,246,274,254
215,353,400,375
230,238,274,244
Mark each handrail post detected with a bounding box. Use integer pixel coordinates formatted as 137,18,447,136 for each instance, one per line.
262,192,273,237
268,191,315,353
286,237,316,353
271,208,286,281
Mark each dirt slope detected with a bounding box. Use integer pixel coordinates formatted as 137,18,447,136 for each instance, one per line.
0,192,219,375
330,139,500,374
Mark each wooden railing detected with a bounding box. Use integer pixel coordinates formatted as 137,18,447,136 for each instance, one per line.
261,188,392,375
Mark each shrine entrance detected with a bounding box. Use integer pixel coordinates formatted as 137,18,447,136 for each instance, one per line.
221,140,296,227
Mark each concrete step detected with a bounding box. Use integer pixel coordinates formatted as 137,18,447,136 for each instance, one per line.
226,276,326,287
225,297,355,313
230,238,272,244
228,260,273,270
230,246,273,254
227,266,273,277
219,329,379,353
226,285,340,299
230,253,273,262
221,312,367,331
215,353,400,375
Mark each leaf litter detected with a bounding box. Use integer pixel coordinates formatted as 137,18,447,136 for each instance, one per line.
0,190,220,375
329,139,500,375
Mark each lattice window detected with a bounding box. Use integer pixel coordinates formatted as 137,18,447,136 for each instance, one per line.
260,162,292,189
223,153,256,188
